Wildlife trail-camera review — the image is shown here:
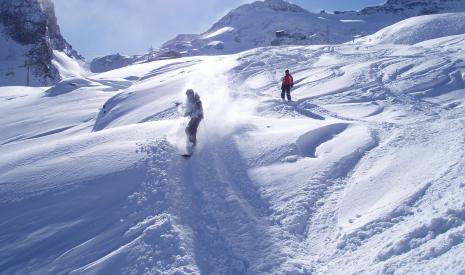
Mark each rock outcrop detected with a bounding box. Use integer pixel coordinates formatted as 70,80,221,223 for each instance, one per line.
0,0,81,85
361,0,465,16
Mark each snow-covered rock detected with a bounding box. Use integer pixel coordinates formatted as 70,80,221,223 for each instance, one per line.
90,53,140,73
0,0,82,86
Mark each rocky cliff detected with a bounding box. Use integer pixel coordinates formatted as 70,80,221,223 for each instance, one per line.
0,0,81,85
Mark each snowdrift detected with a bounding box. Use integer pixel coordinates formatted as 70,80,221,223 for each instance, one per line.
357,12,465,45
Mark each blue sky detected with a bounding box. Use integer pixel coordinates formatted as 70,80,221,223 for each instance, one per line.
53,0,384,59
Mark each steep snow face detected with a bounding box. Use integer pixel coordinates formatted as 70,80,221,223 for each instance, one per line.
0,0,82,86
357,12,465,45
2,31,465,273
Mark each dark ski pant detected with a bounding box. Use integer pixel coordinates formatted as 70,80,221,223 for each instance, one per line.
281,85,291,101
185,117,202,145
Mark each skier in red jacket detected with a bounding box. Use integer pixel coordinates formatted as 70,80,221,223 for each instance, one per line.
281,69,294,101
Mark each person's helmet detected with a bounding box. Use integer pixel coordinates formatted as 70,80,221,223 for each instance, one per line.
186,89,194,97
285,69,289,74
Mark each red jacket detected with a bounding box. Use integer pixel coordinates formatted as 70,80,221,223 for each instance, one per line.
282,74,293,86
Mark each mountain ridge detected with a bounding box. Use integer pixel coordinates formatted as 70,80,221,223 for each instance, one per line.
361,0,465,16
91,0,465,73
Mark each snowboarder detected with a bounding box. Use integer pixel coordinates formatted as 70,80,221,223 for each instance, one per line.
281,69,294,101
182,89,203,156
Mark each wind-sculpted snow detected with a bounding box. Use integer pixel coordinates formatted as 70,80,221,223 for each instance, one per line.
2,31,465,273
357,12,465,45
295,123,349,158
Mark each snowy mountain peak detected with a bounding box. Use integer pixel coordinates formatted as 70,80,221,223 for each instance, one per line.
246,0,307,13
207,0,307,33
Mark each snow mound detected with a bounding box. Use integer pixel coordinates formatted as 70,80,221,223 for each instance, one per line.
296,123,349,158
357,12,465,45
45,77,98,97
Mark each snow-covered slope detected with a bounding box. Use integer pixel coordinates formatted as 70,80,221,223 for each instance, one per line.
2,29,465,273
356,12,465,45
0,0,83,86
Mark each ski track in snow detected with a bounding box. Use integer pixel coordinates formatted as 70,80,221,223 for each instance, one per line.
2,37,465,273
